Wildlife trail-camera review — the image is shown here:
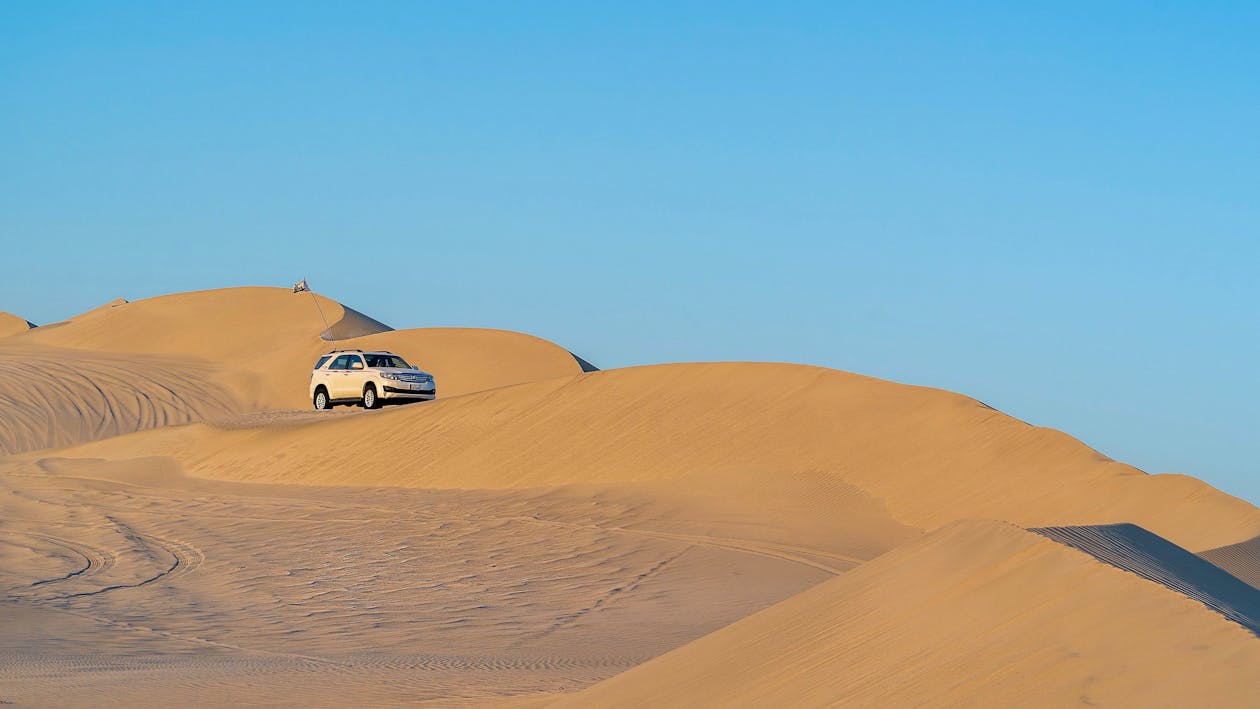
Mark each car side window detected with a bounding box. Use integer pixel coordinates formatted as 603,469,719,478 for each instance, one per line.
314,355,332,370
329,355,351,370
348,356,365,370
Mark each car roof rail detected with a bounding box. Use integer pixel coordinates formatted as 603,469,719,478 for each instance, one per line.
324,348,364,354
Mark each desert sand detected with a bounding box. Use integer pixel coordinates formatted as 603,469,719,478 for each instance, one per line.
0,311,35,338
2,287,1259,707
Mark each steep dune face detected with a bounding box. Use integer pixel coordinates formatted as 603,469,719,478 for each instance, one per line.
66,362,1260,551
317,303,392,341
558,520,1260,708
9,287,587,412
0,311,36,337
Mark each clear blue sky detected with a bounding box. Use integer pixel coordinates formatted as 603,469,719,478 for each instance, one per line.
3,3,1258,504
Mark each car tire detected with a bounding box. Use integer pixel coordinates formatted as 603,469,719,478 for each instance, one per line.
362,384,380,410
313,387,331,411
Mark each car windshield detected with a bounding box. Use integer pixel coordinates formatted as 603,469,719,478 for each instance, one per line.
365,354,411,369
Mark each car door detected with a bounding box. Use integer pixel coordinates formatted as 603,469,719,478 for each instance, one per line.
344,354,368,399
326,354,352,399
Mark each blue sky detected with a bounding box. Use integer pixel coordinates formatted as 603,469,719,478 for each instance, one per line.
3,3,1258,504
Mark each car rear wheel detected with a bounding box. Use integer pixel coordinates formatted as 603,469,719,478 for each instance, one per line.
362,385,379,410
313,388,331,411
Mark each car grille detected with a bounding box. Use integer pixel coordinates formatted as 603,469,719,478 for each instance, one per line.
384,386,435,396
398,374,432,383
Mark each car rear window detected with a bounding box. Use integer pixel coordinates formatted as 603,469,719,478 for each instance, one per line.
313,355,332,370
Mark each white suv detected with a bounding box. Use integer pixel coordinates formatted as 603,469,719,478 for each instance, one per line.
310,350,436,410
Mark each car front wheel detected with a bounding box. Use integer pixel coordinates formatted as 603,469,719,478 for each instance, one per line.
362,385,379,410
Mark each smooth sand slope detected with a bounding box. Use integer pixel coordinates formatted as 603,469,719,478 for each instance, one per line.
4,286,1260,706
560,520,1260,708
0,311,35,337
67,361,1260,552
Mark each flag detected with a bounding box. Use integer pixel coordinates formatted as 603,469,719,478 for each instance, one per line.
292,278,310,293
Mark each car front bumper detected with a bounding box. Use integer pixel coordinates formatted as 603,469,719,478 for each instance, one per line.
382,385,436,400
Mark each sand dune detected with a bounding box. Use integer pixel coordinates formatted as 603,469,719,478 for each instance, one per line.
343,327,592,400
3,286,1259,706
1202,535,1260,590
317,302,393,341
1033,523,1260,633
8,286,588,411
0,344,240,456
64,361,1260,551
560,520,1260,708
0,311,35,337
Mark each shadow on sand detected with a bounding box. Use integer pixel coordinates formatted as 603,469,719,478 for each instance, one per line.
570,352,599,372
320,305,393,341
1032,523,1260,636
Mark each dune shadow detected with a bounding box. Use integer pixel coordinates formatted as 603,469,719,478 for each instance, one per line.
569,352,600,372
1032,523,1260,636
13,320,65,333
320,305,393,341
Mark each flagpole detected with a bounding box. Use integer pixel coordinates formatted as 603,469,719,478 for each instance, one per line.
308,289,330,335
294,279,330,340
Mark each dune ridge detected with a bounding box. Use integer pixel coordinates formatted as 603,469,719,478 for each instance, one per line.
1033,523,1260,634
557,519,1260,708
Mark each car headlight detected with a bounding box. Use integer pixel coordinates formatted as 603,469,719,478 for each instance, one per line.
379,372,402,380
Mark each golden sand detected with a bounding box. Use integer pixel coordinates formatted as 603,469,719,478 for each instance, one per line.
2,287,1257,707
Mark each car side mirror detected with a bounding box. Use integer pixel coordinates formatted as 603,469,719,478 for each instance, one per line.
350,361,363,370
